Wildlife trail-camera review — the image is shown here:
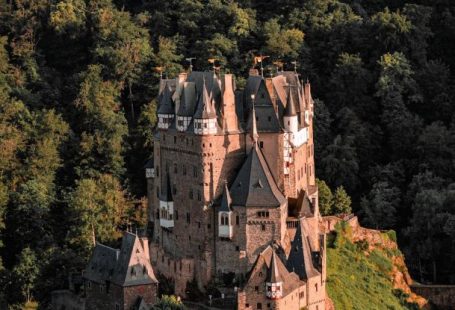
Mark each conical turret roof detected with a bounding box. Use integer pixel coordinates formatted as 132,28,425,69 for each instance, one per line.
157,84,174,115
285,86,297,117
194,79,217,119
267,251,284,283
219,181,233,212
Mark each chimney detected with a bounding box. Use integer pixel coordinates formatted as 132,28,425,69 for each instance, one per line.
174,73,188,114
222,74,239,133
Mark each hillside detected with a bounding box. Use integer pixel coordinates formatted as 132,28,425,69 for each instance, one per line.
326,220,425,310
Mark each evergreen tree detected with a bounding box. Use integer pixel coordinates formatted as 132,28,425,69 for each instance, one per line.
317,179,333,216
332,186,352,215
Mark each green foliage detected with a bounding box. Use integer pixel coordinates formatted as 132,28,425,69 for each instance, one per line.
67,174,130,257
361,181,401,229
332,186,352,214
49,0,87,34
12,248,39,303
74,65,128,178
327,226,411,310
153,36,183,78
317,179,333,215
153,295,185,309
263,18,304,59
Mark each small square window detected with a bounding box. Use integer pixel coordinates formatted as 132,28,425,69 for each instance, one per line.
235,246,240,251
257,303,262,309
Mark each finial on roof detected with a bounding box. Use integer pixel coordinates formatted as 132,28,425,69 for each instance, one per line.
291,61,298,73
186,57,196,72
155,66,164,80
250,94,259,144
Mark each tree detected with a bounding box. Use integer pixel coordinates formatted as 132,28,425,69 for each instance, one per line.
12,247,39,304
67,174,131,257
313,99,332,159
263,18,304,59
361,181,401,229
328,53,373,118
320,134,359,193
332,186,352,215
152,36,183,79
376,52,422,160
317,179,333,216
73,65,128,179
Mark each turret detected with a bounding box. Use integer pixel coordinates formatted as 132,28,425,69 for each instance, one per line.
284,86,298,133
159,173,174,229
176,82,196,132
157,84,174,130
193,80,218,135
218,181,233,239
266,252,283,300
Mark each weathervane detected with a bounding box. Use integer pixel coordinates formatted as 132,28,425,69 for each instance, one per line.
155,66,164,80
186,57,196,72
254,55,269,78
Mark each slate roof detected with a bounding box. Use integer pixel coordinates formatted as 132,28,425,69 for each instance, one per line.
230,144,286,207
84,232,158,287
177,82,197,117
246,246,302,296
294,191,313,218
143,158,154,169
157,83,174,115
267,251,284,283
84,243,118,284
219,181,233,212
187,71,221,99
286,219,320,280
194,80,217,119
247,105,282,133
284,87,298,117
111,232,157,286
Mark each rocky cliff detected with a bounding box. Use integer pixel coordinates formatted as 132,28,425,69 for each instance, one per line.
322,215,427,309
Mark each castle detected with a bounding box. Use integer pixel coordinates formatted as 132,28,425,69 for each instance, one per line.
145,68,327,309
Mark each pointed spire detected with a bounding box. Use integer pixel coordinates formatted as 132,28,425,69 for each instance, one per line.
268,251,283,283
157,84,174,115
220,180,232,212
285,85,297,117
250,94,259,143
194,77,217,119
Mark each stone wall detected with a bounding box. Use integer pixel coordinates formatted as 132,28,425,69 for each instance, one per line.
51,290,85,310
411,285,455,310
85,281,122,310
123,284,158,309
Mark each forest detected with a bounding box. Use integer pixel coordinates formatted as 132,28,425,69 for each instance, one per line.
0,0,455,307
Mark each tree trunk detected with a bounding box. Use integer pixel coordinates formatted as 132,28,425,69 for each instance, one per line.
129,80,135,122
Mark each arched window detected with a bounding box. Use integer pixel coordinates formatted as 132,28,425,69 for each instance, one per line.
220,213,229,226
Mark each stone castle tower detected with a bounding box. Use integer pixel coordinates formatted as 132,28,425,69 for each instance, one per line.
145,68,326,310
